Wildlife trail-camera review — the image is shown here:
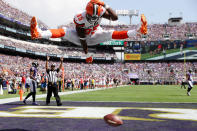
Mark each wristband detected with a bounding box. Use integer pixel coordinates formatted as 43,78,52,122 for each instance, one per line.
79,37,86,40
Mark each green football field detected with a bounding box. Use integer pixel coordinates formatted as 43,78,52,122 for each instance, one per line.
43,85,197,103
0,90,45,99
141,47,197,60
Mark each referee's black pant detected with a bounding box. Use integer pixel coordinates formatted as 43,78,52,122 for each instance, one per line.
46,82,62,106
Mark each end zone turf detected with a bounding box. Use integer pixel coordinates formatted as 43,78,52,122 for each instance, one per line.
0,101,197,131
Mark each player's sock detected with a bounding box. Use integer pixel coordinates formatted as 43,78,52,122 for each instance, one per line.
40,29,65,39
112,31,129,39
50,29,66,38
127,30,138,37
112,30,139,39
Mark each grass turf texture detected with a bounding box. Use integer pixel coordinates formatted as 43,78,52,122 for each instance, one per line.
0,90,45,99
141,47,197,60
0,88,79,99
42,85,197,103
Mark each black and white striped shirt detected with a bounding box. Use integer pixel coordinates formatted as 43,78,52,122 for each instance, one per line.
47,69,60,83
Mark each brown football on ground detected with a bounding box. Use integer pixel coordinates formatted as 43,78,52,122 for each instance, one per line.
104,114,123,126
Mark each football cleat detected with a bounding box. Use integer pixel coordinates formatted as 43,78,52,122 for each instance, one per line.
187,92,191,96
23,99,26,105
57,103,62,106
140,14,148,35
30,16,41,39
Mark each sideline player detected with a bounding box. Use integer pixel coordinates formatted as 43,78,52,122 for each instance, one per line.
30,0,147,54
180,77,186,89
186,70,193,96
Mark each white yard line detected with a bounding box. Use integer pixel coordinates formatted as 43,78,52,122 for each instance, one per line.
56,101,197,104
0,86,126,104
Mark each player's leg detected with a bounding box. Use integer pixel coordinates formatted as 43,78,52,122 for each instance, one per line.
46,84,53,105
87,14,147,45
181,82,183,89
111,14,147,39
32,92,37,105
187,81,193,96
23,92,33,104
31,16,66,39
31,81,38,105
52,84,62,106
87,28,139,45
184,84,186,89
23,79,34,104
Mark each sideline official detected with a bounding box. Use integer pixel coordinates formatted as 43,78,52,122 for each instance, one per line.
46,56,63,106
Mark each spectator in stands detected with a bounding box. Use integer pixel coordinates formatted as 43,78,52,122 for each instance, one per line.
21,74,26,92
40,73,47,92
180,77,186,89
71,78,75,91
0,74,3,90
8,79,17,94
2,77,7,90
80,77,84,90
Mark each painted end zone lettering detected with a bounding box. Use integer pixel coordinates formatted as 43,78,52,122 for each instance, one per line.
0,106,197,121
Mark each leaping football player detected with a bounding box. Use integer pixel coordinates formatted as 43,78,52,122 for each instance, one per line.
30,0,147,59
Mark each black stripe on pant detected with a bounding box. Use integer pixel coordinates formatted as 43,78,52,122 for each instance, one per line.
188,81,193,92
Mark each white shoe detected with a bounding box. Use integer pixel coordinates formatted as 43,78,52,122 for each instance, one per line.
187,92,191,96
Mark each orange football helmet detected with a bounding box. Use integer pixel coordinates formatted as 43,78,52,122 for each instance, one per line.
86,2,103,23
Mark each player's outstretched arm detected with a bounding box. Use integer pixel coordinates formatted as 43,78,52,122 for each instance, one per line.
76,26,88,54
46,56,49,71
102,5,118,21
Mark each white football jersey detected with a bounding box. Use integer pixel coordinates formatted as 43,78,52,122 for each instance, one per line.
73,7,106,36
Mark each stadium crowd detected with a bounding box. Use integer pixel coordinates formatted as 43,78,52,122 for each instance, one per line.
100,23,197,41
0,35,116,58
125,62,197,84
0,54,196,93
0,54,124,92
0,0,48,28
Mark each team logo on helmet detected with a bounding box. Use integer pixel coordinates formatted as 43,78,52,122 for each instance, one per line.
86,2,103,23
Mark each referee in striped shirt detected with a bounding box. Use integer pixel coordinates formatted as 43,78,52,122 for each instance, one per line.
46,56,63,106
